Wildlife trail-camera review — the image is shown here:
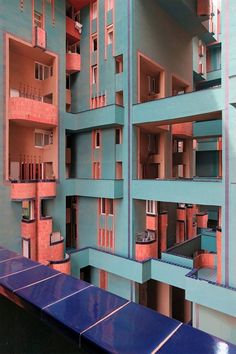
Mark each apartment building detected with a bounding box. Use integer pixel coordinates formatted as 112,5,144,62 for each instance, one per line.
1,0,236,346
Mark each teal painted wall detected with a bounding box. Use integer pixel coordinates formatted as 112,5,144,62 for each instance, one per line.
78,197,97,248
108,273,132,300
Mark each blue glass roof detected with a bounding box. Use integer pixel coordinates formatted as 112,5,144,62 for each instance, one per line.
0,246,236,354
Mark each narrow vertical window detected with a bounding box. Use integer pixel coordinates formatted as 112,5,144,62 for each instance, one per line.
92,1,97,19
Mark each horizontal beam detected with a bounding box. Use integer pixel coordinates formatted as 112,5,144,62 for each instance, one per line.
132,179,223,205
64,104,124,132
133,87,223,125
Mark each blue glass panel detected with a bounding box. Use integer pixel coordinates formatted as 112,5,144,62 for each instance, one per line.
44,286,128,334
15,273,90,309
158,324,236,354
82,302,181,354
0,249,19,262
0,264,58,291
0,257,37,279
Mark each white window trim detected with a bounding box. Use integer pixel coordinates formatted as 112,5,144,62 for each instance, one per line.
92,1,97,20
35,129,52,148
92,65,98,84
146,200,157,215
35,62,53,81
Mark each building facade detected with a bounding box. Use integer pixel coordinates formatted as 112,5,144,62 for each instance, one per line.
1,0,236,345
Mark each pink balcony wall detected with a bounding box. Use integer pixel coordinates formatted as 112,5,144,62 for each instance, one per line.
66,17,81,42
50,240,64,262
136,241,158,262
50,255,71,275
9,97,58,127
146,215,158,231
11,182,36,200
37,182,56,198
66,53,81,74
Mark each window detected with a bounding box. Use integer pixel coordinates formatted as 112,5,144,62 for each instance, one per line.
94,130,101,148
22,239,30,258
115,55,123,74
100,198,113,215
99,270,107,289
93,161,101,179
34,11,43,28
92,34,98,52
116,162,122,179
115,128,122,144
146,200,157,215
35,62,53,80
107,26,113,45
92,65,98,84
66,75,71,90
35,62,43,80
148,75,158,94
22,200,34,221
35,130,52,148
107,0,114,11
68,41,80,54
100,198,106,214
116,91,123,106
107,199,113,215
92,1,97,19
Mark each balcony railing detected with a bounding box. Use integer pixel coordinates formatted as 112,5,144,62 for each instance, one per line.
10,180,56,200
66,17,81,42
66,53,81,73
9,97,58,126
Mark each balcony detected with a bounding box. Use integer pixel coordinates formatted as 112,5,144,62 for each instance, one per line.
133,86,223,125
66,53,81,73
132,179,223,206
64,104,124,131
50,253,71,274
37,181,56,198
66,17,81,42
64,179,123,199
10,181,56,200
8,97,58,127
33,26,46,50
11,181,36,200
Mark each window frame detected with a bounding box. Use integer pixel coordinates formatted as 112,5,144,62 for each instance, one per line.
146,200,157,215
35,129,52,148
92,65,98,84
92,1,98,20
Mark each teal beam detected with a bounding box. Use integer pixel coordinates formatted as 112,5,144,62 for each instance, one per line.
186,276,236,317
207,69,221,82
193,120,222,137
63,179,123,199
64,104,124,132
132,87,223,125
132,180,223,205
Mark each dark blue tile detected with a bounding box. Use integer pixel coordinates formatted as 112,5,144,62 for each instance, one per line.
0,264,59,292
15,273,90,309
43,286,128,334
158,324,236,354
82,302,181,354
0,249,19,262
0,257,38,279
